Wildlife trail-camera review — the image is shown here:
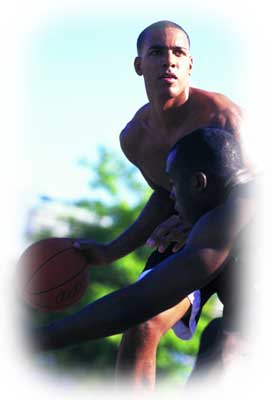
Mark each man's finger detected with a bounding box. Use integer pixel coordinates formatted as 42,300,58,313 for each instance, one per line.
72,240,93,250
158,244,168,253
146,238,156,248
148,216,181,238
172,242,185,252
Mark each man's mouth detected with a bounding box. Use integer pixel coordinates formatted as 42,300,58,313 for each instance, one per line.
159,72,178,82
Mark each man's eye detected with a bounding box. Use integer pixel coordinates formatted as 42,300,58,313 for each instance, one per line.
149,49,161,56
175,50,183,56
174,48,187,57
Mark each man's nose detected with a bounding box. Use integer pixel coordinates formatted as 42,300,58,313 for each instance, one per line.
163,50,176,68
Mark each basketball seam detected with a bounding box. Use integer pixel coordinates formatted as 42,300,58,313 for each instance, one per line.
25,246,87,291
29,262,88,295
24,296,82,310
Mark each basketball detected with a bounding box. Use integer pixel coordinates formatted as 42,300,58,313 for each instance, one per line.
18,237,90,312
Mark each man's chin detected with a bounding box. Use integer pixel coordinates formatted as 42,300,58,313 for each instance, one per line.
155,88,181,102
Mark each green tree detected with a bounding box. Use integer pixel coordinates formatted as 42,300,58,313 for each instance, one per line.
26,146,220,385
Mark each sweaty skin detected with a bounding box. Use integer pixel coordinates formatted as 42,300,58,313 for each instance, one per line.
120,88,243,193
72,24,247,390
115,26,245,389
34,180,255,352
76,25,246,260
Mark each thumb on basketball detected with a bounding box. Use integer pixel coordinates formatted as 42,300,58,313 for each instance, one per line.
73,239,93,250
72,239,110,266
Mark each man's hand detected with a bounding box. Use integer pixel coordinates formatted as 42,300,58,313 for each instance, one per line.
73,240,111,266
146,215,191,253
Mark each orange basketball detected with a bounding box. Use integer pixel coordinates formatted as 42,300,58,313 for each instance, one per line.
18,238,89,312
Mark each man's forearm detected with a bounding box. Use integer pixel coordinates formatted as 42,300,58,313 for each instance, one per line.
106,190,175,262
35,247,224,352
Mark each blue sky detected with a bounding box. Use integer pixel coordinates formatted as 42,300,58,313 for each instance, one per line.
22,5,264,205
7,0,269,257
1,0,271,258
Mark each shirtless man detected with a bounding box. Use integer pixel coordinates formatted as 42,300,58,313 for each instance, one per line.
73,21,246,388
33,128,255,388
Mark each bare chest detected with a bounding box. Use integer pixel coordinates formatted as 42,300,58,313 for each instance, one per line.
131,101,223,190
139,147,172,190
136,126,192,190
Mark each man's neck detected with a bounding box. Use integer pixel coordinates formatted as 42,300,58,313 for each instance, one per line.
149,87,191,130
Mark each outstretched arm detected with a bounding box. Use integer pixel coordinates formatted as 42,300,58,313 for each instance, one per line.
34,192,254,351
36,248,222,351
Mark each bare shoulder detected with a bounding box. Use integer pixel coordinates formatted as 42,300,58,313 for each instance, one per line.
192,87,245,137
119,104,150,164
192,87,243,114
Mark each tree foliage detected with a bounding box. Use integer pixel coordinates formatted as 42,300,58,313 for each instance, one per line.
26,146,219,385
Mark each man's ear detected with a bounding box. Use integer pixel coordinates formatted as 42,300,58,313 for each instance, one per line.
188,55,193,76
192,172,207,191
134,56,143,76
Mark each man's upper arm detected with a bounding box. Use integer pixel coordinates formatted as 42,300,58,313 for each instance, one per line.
210,93,244,139
183,205,233,277
119,122,138,164
119,104,149,163
186,190,254,260
133,222,231,315
212,95,255,170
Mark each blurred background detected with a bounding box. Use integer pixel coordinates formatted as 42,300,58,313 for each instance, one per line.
24,145,223,386
2,0,273,397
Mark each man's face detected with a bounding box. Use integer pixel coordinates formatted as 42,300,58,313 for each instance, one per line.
167,149,210,225
166,150,194,224
135,27,193,101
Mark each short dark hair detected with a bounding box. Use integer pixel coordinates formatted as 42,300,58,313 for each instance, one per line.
137,20,191,55
169,127,245,185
